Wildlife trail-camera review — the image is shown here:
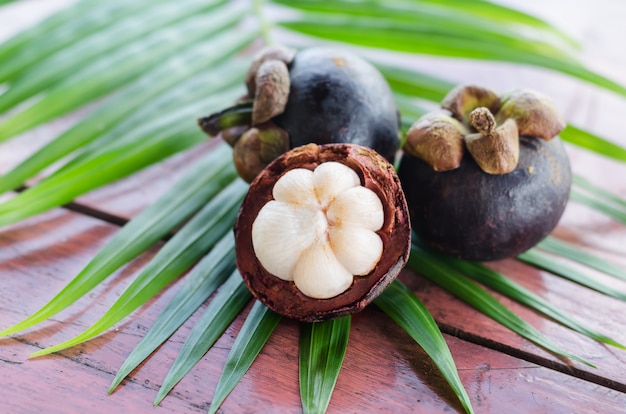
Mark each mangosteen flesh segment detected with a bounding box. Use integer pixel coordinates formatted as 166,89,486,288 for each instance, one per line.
399,135,571,261
235,144,411,322
273,47,400,163
251,161,384,299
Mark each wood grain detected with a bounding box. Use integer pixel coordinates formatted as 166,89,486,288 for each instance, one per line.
1,209,625,413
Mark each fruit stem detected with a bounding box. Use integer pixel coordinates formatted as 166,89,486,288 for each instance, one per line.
469,107,496,136
198,101,253,137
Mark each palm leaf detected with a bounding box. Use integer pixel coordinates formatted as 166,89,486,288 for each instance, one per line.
0,0,223,111
58,60,248,174
375,280,474,414
0,41,250,194
379,64,453,103
276,2,626,98
409,244,592,367
0,0,144,70
0,4,247,140
29,179,247,357
561,126,626,162
154,270,252,406
274,0,577,54
299,316,351,414
536,236,626,282
207,301,281,414
444,258,625,349
0,144,237,337
111,235,238,393
0,88,242,227
518,249,626,301
570,188,626,225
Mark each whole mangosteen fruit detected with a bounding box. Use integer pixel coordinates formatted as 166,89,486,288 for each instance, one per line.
198,45,400,182
398,85,571,261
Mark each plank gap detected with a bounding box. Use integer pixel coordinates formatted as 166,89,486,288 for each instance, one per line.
438,321,626,393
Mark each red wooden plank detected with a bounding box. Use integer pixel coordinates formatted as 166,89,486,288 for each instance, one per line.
403,257,626,391
1,210,626,413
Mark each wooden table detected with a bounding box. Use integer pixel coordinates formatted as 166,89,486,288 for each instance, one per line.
1,2,626,413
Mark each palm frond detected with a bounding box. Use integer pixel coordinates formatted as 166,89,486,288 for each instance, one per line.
111,235,238,393
0,51,249,194
299,316,351,414
0,144,237,337
275,1,626,98
518,248,626,300
0,0,144,68
0,0,224,109
207,301,281,414
0,3,248,141
376,280,474,414
29,179,247,357
561,126,626,162
409,244,592,367
570,187,626,225
537,236,626,281
154,270,252,406
0,89,242,227
444,257,625,349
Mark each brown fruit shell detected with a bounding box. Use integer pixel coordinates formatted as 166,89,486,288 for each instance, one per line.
234,143,411,322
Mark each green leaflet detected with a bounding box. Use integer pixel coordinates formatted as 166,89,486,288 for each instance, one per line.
573,175,626,210
380,64,453,103
375,280,474,414
537,236,626,282
28,179,248,357
280,16,626,96
570,188,626,225
409,244,592,367
275,0,578,49
0,0,138,68
444,258,625,349
153,271,252,406
0,88,242,227
299,317,351,414
110,235,237,393
0,0,229,113
0,144,237,337
570,175,626,224
393,94,430,135
59,60,248,174
0,5,247,141
560,125,626,162
0,33,252,194
518,248,626,301
274,0,576,56
207,301,281,414
278,14,626,98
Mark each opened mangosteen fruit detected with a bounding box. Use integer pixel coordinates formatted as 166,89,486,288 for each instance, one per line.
234,143,410,322
199,45,401,182
399,84,571,261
